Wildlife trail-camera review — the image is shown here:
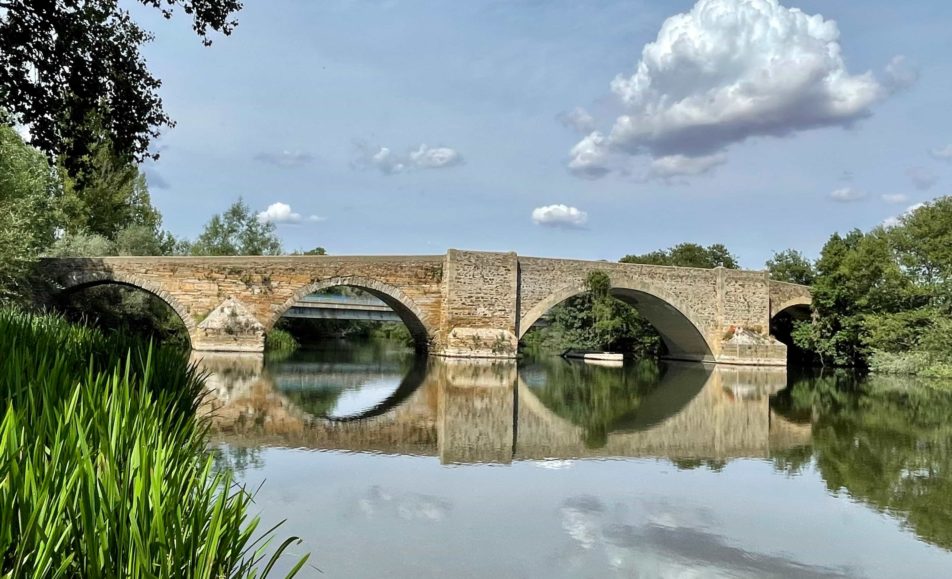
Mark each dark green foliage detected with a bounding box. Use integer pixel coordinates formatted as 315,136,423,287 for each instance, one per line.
0,124,58,300
0,0,242,175
766,249,815,285
621,242,739,269
189,198,282,256
0,308,307,576
792,197,952,372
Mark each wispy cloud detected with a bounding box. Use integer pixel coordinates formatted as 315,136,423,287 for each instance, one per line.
829,187,867,202
254,150,315,168
354,142,463,175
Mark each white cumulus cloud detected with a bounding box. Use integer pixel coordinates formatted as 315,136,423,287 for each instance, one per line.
883,202,926,228
930,145,952,162
568,0,904,180
531,204,588,229
829,187,866,202
257,202,322,225
356,143,463,175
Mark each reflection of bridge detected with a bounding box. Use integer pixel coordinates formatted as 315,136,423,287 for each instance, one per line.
39,250,811,364
282,294,402,322
197,354,812,464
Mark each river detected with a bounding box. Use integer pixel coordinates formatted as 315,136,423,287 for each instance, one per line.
196,341,952,578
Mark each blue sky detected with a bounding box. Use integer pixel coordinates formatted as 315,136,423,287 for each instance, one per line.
133,0,952,268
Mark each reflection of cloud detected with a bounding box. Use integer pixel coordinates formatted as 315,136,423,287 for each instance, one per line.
558,496,854,578
534,459,575,470
329,378,403,418
358,486,451,522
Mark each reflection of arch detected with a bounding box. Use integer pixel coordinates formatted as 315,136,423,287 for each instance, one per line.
323,357,429,422
519,279,715,362
57,271,197,342
516,361,711,438
266,276,433,350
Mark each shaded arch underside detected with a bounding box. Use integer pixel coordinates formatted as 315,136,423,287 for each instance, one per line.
519,282,715,362
57,272,198,341
268,276,433,350
771,300,812,322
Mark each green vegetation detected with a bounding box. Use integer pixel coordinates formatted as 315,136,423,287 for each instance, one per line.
620,242,739,268
0,0,241,175
187,198,283,257
0,308,307,576
782,196,952,374
265,328,300,355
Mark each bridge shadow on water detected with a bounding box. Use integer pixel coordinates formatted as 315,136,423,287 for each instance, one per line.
194,349,810,465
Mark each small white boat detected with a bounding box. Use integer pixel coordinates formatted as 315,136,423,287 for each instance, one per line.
561,349,625,364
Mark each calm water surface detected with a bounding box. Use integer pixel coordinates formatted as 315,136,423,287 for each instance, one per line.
197,342,952,578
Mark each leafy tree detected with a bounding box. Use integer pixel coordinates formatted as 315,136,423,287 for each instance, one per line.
766,249,815,285
621,242,739,269
190,198,282,256
57,138,162,239
0,124,58,299
0,0,242,175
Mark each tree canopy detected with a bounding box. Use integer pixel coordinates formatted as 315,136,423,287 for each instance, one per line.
189,198,282,256
766,249,816,285
0,0,242,175
620,243,739,269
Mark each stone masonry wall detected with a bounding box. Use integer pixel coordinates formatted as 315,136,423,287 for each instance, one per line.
438,250,519,357
38,252,809,365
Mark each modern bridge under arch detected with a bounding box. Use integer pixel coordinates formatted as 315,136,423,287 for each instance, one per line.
518,280,716,363
266,276,435,352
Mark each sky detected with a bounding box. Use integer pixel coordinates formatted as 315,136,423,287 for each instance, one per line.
132,0,952,268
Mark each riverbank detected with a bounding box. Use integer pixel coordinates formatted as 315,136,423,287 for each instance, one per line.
869,350,952,380
0,309,307,576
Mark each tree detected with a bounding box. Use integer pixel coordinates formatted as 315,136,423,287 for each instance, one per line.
0,0,242,175
766,249,816,285
57,138,162,239
621,243,739,269
0,124,58,299
190,199,282,256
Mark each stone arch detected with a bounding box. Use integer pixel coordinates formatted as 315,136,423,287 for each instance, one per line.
518,277,715,362
771,297,812,321
266,276,434,350
55,270,198,344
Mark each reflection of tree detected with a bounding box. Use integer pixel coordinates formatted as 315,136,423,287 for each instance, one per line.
526,358,663,448
209,444,264,475
773,373,952,549
282,388,345,418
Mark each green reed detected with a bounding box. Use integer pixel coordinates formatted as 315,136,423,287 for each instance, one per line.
0,309,309,577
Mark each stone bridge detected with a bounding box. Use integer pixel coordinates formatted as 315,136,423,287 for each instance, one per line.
37,249,811,365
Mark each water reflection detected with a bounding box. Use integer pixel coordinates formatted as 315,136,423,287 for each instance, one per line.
196,349,804,464
195,347,952,576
